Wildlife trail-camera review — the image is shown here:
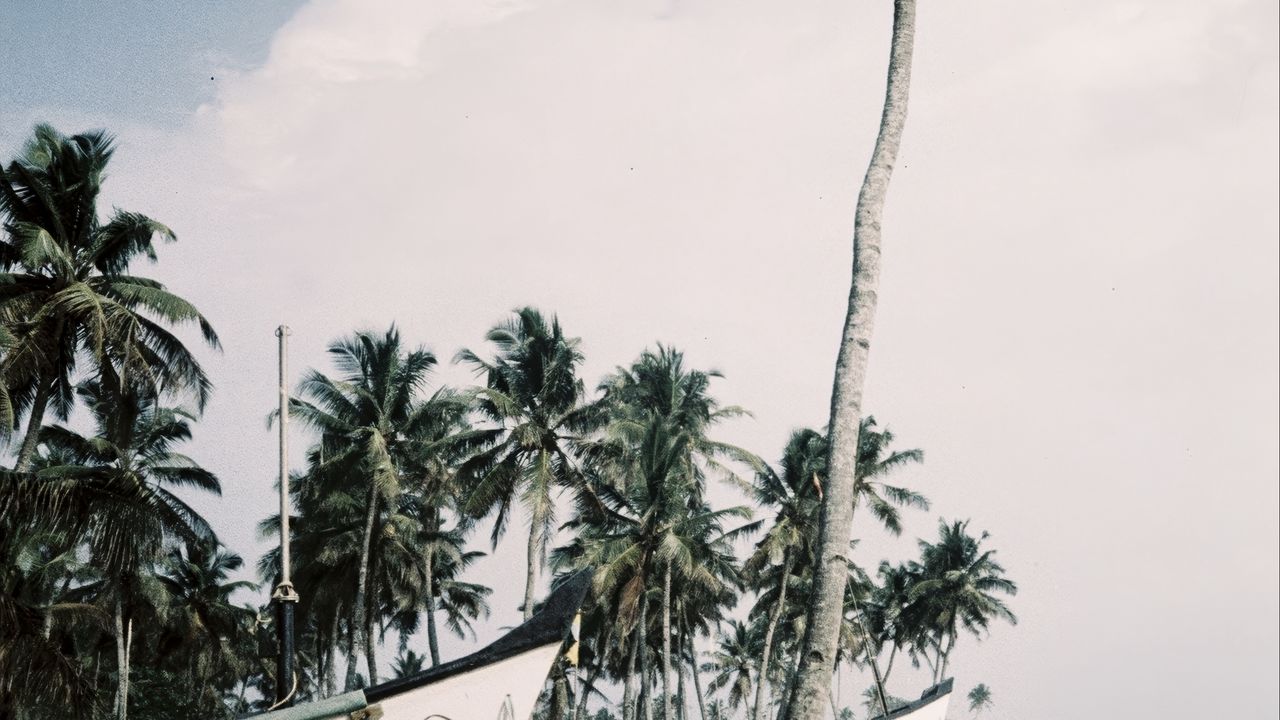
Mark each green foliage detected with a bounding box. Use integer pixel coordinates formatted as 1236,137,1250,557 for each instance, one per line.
967,683,994,715
0,124,219,472
0,127,1021,717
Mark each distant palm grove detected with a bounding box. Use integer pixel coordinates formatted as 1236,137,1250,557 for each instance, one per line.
0,128,1016,720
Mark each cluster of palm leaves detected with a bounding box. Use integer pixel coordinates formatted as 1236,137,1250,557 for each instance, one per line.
0,125,238,720
1,125,1020,720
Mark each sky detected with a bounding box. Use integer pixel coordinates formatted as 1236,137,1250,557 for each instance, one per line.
1,1,1278,718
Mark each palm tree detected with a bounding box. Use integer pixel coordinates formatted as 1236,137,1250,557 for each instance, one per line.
384,520,491,666
744,430,823,720
456,307,599,621
703,620,756,713
590,347,757,720
37,378,221,720
0,524,103,720
157,540,258,712
967,684,993,716
786,3,920,719
860,687,907,718
749,421,924,720
391,650,426,679
909,520,1017,683
861,561,917,686
0,124,219,472
283,325,443,689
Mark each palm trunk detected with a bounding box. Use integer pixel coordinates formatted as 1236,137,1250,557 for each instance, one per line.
639,598,653,720
921,642,938,684
753,552,794,720
623,625,640,720
783,4,917,720
686,631,707,720
677,651,687,720
327,613,340,696
937,630,956,683
523,510,543,622
345,482,379,690
661,564,674,720
365,606,379,685
576,625,613,720
14,376,53,473
775,649,801,720
424,549,441,665
881,643,897,686
114,597,130,720
551,668,570,720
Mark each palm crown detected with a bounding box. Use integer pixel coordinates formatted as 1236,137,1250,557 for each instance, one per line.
0,125,219,471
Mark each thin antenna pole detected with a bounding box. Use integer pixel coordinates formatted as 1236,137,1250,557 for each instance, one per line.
272,325,299,707
278,325,291,585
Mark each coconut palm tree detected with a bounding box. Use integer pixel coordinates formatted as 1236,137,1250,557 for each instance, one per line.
37,377,220,720
391,650,426,679
0,124,219,472
909,520,1017,683
589,347,757,720
384,520,491,667
157,540,258,711
703,620,756,713
744,430,824,720
283,325,443,690
967,684,993,716
749,420,924,720
0,522,103,720
456,308,599,621
861,561,918,686
860,687,907,718
786,3,920,718
558,409,750,720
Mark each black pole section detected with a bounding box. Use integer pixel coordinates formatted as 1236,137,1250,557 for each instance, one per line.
274,587,299,705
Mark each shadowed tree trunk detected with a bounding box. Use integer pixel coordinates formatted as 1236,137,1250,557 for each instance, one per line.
686,630,707,720
623,625,640,720
937,628,957,683
882,642,898,685
345,484,379,690
551,665,570,720
424,545,440,665
327,613,340,696
523,504,544,622
114,597,128,720
639,599,653,720
365,605,379,685
753,551,794,720
677,650,687,720
575,624,614,720
783,3,918,720
13,376,52,473
661,564,674,720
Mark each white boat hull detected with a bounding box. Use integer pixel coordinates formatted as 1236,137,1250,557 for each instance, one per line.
250,572,590,720
870,679,953,720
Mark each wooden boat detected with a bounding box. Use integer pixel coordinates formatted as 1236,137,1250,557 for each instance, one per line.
249,571,591,720
869,679,954,720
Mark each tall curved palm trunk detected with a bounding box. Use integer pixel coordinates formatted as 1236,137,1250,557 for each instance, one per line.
345,485,379,690
783,3,917,720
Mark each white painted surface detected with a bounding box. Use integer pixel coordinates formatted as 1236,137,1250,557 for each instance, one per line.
883,692,950,720
373,644,564,720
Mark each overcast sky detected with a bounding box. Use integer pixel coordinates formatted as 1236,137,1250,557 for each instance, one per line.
2,1,1277,718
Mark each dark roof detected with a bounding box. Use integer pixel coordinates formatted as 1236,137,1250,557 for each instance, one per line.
364,570,592,703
